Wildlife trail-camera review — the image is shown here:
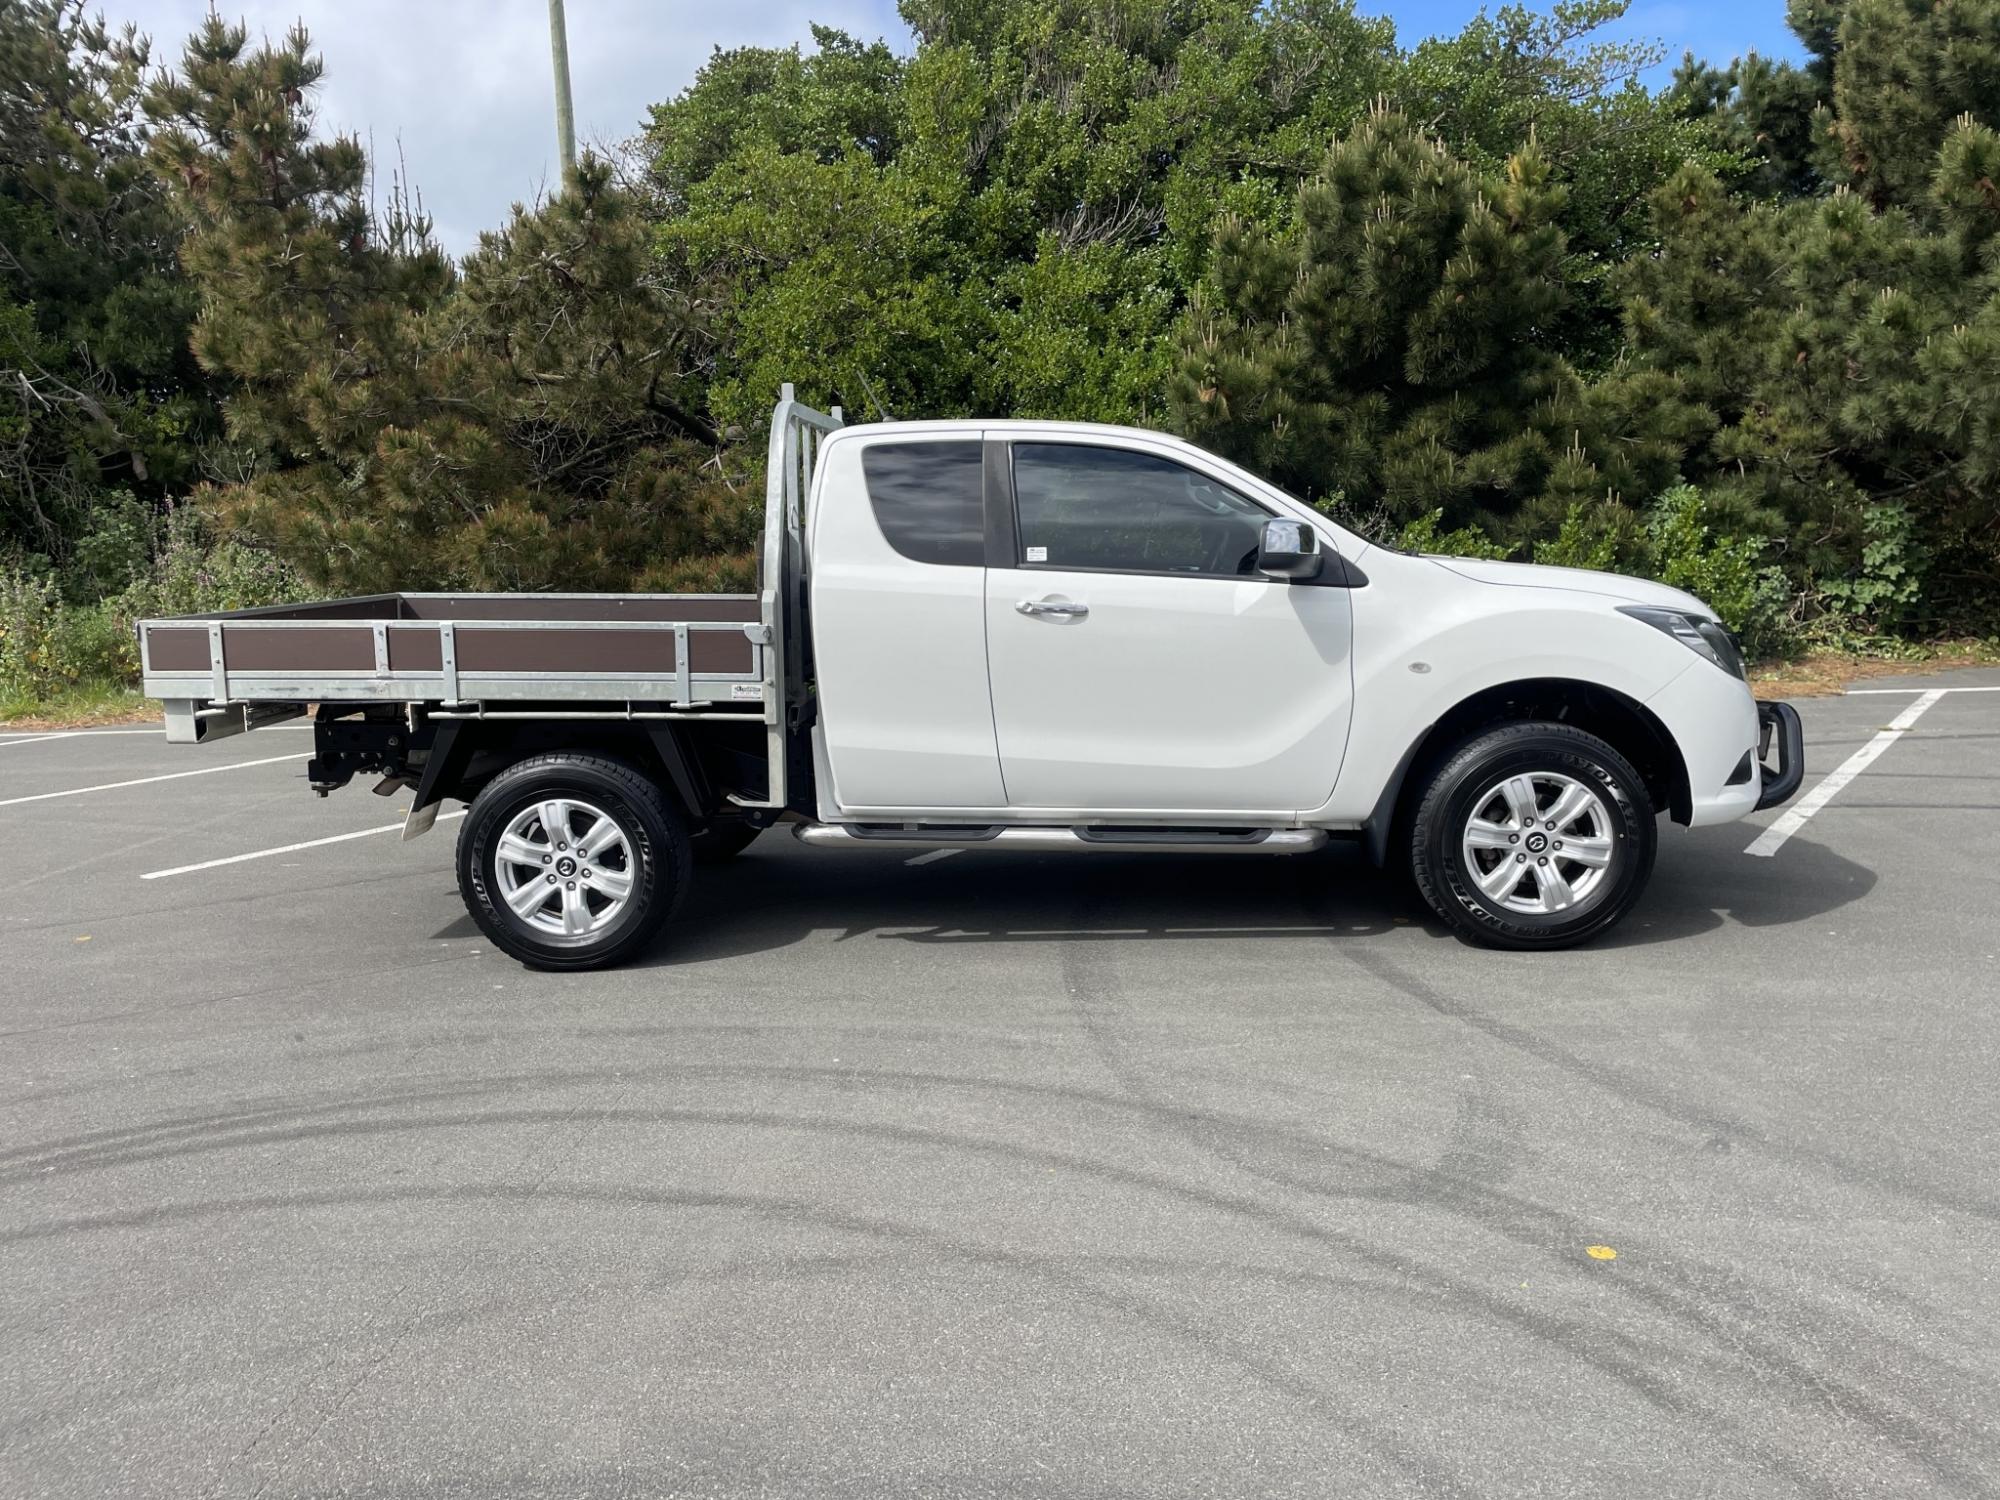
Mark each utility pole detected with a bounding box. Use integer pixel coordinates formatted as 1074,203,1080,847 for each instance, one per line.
547,0,577,184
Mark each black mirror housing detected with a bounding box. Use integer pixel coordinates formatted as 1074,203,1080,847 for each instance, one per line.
1256,519,1323,580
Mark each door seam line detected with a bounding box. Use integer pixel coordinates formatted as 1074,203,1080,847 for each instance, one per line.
981,564,1012,805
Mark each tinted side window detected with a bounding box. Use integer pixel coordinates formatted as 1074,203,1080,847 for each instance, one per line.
860,441,985,567
1012,444,1269,577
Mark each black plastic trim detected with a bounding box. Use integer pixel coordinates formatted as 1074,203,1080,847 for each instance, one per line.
645,724,715,819
1363,727,1433,866
407,718,471,814
983,440,1019,570
1754,701,1804,811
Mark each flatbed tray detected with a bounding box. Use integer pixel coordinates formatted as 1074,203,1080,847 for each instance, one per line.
138,592,768,721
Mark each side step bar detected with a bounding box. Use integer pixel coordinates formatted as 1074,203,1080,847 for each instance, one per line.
793,824,1328,856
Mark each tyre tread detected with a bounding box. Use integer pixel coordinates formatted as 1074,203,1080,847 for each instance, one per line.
457,752,691,971
1408,721,1656,951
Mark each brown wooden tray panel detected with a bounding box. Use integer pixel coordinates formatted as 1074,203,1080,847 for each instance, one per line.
144,625,211,672
223,624,375,672
387,626,442,672
456,626,678,675
401,595,758,623
227,596,406,621
143,596,759,684
690,632,754,674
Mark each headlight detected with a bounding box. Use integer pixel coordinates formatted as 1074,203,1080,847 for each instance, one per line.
1618,606,1746,680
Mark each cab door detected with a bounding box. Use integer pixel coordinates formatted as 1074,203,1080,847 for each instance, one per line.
983,439,1353,815
809,434,1005,810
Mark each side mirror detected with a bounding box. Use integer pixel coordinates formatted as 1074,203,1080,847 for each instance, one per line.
1256,518,1323,581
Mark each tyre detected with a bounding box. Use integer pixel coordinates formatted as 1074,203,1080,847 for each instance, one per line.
1408,722,1656,950
690,819,762,864
456,753,692,971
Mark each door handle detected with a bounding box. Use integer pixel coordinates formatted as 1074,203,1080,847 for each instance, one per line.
1016,599,1089,618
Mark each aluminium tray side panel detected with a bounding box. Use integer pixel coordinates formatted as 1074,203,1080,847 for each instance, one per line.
138,594,766,716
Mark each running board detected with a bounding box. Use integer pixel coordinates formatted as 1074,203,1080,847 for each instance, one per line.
792,824,1328,855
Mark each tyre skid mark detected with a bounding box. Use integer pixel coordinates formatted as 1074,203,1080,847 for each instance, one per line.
8,1048,1991,1487
1336,940,1993,1488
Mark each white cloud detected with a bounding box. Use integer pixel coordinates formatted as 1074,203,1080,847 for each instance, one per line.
117,0,910,252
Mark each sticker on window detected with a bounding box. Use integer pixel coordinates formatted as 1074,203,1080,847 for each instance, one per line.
1025,546,1048,562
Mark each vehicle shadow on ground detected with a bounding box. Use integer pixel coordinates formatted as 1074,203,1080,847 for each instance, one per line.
1594,830,1875,949
618,842,1414,968
442,828,1872,967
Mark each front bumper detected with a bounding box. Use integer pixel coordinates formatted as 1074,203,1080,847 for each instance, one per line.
1754,700,1804,811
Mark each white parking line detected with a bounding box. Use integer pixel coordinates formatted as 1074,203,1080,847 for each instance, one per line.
0,724,312,740
905,848,963,866
1746,689,1947,857
141,809,467,880
1843,684,2000,694
0,728,165,741
0,753,311,809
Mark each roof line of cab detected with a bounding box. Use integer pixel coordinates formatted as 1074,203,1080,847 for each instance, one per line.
825,418,1200,449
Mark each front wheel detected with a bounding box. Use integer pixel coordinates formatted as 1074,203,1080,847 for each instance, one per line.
1409,722,1656,950
457,754,691,971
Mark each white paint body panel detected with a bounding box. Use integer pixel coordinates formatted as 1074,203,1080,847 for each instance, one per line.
807,434,1004,808
1316,549,1708,823
1647,655,1764,826
987,570,1351,812
802,418,1767,833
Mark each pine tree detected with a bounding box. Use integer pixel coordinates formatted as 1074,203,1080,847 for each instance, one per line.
1,0,211,578
1671,0,1840,199
1820,0,2000,211
1171,107,1649,537
145,19,743,595
1621,0,2000,631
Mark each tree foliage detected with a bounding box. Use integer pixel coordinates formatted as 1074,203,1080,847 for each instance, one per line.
7,0,2000,671
1617,57,2000,627
1179,0,2000,632
651,0,1708,445
1173,108,1598,527
1,0,210,584
145,17,747,594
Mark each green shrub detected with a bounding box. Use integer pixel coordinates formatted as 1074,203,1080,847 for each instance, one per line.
0,569,133,703
68,492,156,602
0,566,59,699
1396,509,1513,560
43,600,139,686
1533,504,1627,572
2,506,305,714
117,506,307,621
1641,485,1794,654
1816,503,1926,643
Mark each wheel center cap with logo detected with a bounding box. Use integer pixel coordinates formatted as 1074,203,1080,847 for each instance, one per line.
556,857,577,877
1525,832,1549,854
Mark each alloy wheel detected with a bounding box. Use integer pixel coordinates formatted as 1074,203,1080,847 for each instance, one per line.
491,798,636,938
1459,772,1617,916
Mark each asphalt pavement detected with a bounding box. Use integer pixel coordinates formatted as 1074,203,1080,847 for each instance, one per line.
2,669,1997,1499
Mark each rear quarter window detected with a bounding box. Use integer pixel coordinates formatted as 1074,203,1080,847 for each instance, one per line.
860,441,985,567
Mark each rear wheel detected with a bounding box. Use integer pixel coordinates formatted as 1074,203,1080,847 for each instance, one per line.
1409,722,1656,950
457,754,691,971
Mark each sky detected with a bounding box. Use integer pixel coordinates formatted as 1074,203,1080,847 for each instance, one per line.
114,0,1806,255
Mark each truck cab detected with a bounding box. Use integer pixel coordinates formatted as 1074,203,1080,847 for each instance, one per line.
807,419,1358,821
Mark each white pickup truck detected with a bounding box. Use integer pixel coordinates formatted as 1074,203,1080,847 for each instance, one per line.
138,387,1803,969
